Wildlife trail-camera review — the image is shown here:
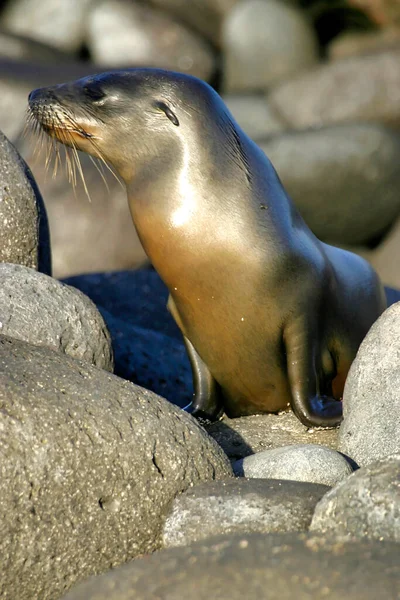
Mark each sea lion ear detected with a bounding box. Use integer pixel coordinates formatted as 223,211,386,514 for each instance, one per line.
154,101,179,126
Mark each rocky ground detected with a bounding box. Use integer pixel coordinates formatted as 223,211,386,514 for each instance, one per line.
0,0,400,599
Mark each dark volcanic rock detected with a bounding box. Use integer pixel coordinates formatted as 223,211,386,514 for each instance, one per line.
0,334,232,600
0,263,113,371
99,308,192,409
311,455,400,543
339,302,400,466
63,269,180,340
162,478,330,548
234,444,353,486
61,533,400,600
0,128,51,274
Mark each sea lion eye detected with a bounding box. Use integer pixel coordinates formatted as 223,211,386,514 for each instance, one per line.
154,101,179,126
83,85,106,102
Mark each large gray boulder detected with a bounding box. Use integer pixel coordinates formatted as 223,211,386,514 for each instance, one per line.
222,0,318,92
86,0,215,81
2,0,92,53
268,48,400,129
61,533,400,600
259,123,400,245
311,455,400,543
0,128,51,274
339,302,400,466
0,334,232,600
162,478,329,548
0,263,113,371
147,0,239,46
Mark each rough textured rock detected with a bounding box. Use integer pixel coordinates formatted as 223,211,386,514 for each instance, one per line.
311,455,400,542
234,445,354,486
223,93,284,139
339,302,400,466
259,123,400,245
268,49,400,129
0,263,113,371
222,0,319,92
148,0,239,45
162,478,330,548
1,0,92,53
0,334,232,600
206,413,339,461
61,533,400,600
0,128,51,274
87,0,215,81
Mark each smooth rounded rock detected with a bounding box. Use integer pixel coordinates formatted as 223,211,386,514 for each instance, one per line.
0,334,232,600
222,0,319,92
234,445,354,486
61,533,400,600
0,263,113,371
147,0,239,45
2,0,92,53
87,0,215,81
259,123,400,245
339,302,400,465
0,128,51,274
206,412,339,461
268,48,400,129
0,29,73,63
223,93,284,139
311,455,400,542
162,478,330,548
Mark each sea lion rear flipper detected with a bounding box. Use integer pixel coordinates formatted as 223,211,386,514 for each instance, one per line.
284,316,342,428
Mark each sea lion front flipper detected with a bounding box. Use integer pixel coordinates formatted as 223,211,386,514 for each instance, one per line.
183,335,224,421
167,295,223,420
284,315,342,428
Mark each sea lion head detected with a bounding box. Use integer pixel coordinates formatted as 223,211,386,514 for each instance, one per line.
28,69,227,184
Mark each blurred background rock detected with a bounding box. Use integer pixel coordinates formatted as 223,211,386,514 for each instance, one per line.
0,0,399,286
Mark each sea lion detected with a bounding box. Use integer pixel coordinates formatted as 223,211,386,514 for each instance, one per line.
27,69,387,427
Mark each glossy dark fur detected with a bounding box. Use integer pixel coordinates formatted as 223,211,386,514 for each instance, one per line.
28,69,387,427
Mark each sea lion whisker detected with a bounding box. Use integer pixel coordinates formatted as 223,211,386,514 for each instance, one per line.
88,155,110,193
87,138,123,188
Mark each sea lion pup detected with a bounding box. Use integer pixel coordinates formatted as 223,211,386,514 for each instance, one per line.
28,69,387,428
